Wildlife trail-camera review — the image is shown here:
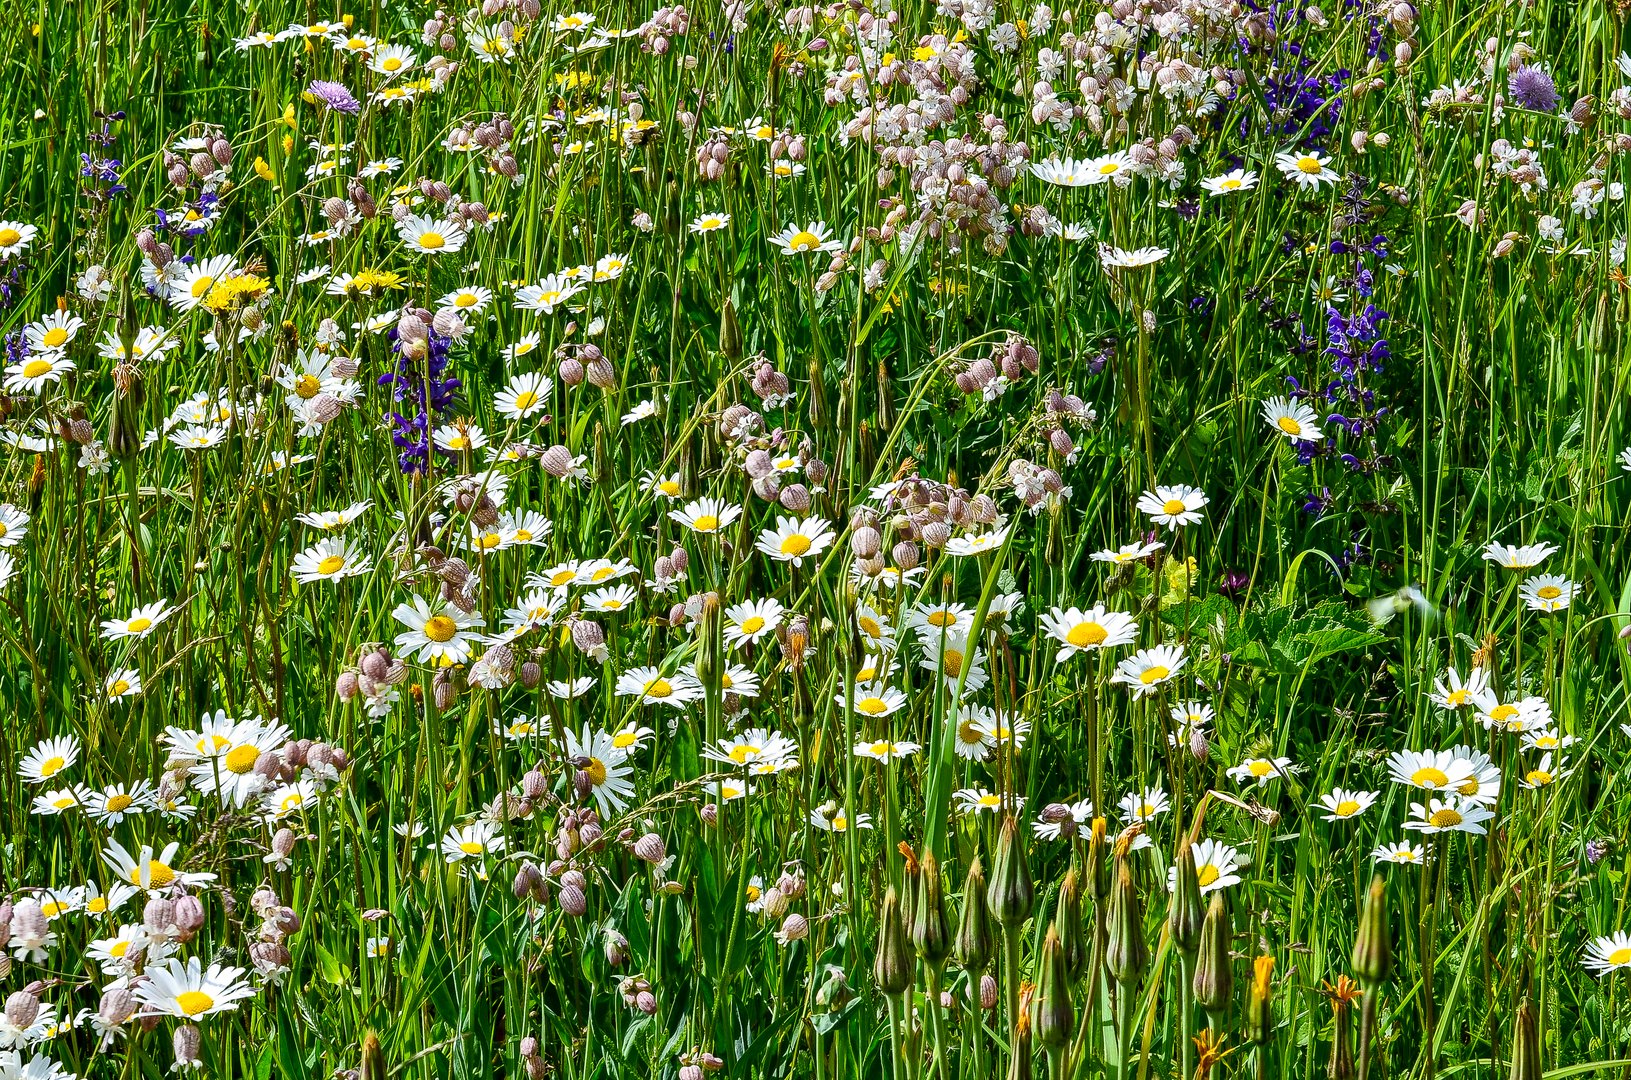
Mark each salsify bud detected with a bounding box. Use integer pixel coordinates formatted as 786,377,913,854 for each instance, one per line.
1247,955,1275,1044
1033,924,1073,1049
1007,1012,1034,1080
955,858,995,973
1509,998,1542,1080
986,816,1034,927
1105,855,1147,986
1169,835,1206,956
1054,867,1088,979
911,850,951,967
872,887,913,995
1086,818,1111,899
1352,875,1392,986
1193,892,1234,1016
361,1033,386,1080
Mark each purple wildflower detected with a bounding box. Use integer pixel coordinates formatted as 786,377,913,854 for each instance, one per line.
1507,65,1558,113
308,80,362,115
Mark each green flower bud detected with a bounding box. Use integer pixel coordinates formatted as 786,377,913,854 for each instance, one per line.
1351,875,1392,987
719,297,742,360
1169,835,1205,956
986,816,1035,928
1055,867,1088,979
1086,817,1111,900
1006,1011,1034,1080
956,857,995,973
1105,855,1147,987
1193,893,1234,1015
873,887,913,996
1508,999,1541,1080
1033,924,1074,1049
912,850,952,968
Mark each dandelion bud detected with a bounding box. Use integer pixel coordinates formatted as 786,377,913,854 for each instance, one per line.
953,858,994,973
559,883,588,916
519,661,541,689
986,816,1034,927
1169,836,1206,956
1193,892,1234,1015
397,313,429,344
521,769,549,801
911,850,951,967
1106,855,1147,986
168,159,190,188
541,444,575,477
744,449,773,478
633,990,658,1015
970,494,999,523
892,540,920,570
1033,925,1073,1049
1054,868,1088,978
250,940,292,976
872,887,913,994
980,973,998,1010
174,1023,203,1069
433,308,467,338
634,833,667,864
211,137,233,166
1049,428,1075,457
1351,875,1392,986
310,393,344,423
806,459,829,485
5,990,39,1030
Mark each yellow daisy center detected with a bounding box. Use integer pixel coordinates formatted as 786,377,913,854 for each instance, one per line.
1411,767,1448,788
191,275,216,298
927,611,955,627
1248,760,1273,777
38,756,64,777
512,390,537,410
780,534,812,556
0,229,21,247
1276,416,1303,435
176,991,215,1016
126,617,153,634
1067,622,1107,648
417,232,446,250
941,649,964,677
1161,498,1186,515
1536,585,1561,600
110,679,130,696
104,793,134,813
1525,769,1552,786
109,940,130,957
317,554,347,575
788,230,820,250
1489,704,1517,722
225,744,261,773
295,373,322,398
1610,947,1631,965
1197,864,1220,887
585,757,607,785
459,840,484,855
382,56,403,71
1139,665,1170,685
691,514,720,532
1297,156,1323,174
138,860,176,887
22,359,52,378
738,616,766,635
1428,807,1462,828
1335,799,1359,816
424,614,459,642
857,696,888,715
644,678,673,698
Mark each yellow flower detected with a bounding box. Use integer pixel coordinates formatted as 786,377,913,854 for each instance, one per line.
253,157,275,182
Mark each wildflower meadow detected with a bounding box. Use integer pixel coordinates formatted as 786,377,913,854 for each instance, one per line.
1,0,1630,1078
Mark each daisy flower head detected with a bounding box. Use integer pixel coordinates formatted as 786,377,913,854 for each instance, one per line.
1371,841,1428,865
1099,244,1169,269
1039,604,1138,660
295,500,372,531
706,777,753,802
1261,396,1324,441
1030,157,1096,187
689,212,731,233
954,788,1023,816
31,786,88,816
1519,751,1567,789
1429,666,1491,710
1318,788,1378,822
918,633,988,694
84,781,155,826
1033,798,1095,841
19,736,80,784
506,332,543,361
0,221,39,259
1448,747,1502,804
4,352,74,395
669,497,742,535
1386,748,1475,792
134,957,257,1020
1402,795,1495,835
514,273,584,314
438,285,494,315
853,738,922,764
368,43,418,77
100,599,178,641
721,597,784,649
1481,540,1558,569
396,214,466,255
1228,755,1294,786
840,682,908,717
1110,644,1186,698
770,221,843,255
1201,169,1259,195
0,503,29,547
291,538,372,584
101,839,217,893
1477,695,1552,734
1584,932,1631,977
703,728,798,770
755,515,834,567
809,804,872,832
1519,573,1576,613
613,665,702,708
1090,540,1165,565
1137,485,1209,529
564,724,637,816
1117,787,1170,823
1166,838,1242,895
440,820,506,865
391,595,486,663
1275,150,1339,189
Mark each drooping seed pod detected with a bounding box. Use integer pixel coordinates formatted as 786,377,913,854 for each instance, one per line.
872,887,913,995
986,816,1034,927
